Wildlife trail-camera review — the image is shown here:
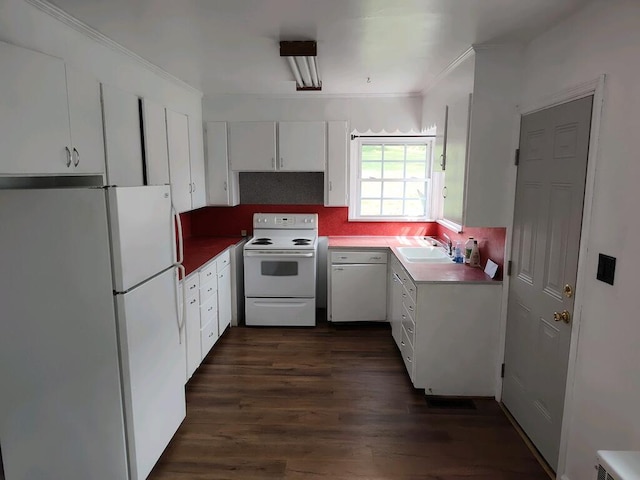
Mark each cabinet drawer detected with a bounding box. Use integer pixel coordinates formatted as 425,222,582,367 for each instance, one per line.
199,260,217,285
200,280,217,304
183,275,199,298
402,278,417,303
216,249,231,270
331,250,387,264
200,294,218,328
400,326,414,379
401,304,416,347
401,288,416,317
200,320,218,361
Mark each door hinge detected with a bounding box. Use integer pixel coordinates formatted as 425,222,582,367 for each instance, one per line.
501,363,505,378
514,148,520,166
507,260,512,276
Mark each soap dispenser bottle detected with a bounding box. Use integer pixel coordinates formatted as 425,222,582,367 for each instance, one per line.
454,241,464,263
469,240,481,268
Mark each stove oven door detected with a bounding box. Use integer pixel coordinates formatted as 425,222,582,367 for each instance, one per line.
244,250,316,298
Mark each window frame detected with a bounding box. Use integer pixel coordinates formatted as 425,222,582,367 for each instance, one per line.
349,137,436,221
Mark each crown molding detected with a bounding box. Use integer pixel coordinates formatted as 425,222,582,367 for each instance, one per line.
421,46,475,95
24,0,203,98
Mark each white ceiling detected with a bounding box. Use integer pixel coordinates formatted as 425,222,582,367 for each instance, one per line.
48,0,589,97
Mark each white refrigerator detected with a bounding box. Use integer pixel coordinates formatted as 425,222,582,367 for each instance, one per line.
0,185,186,480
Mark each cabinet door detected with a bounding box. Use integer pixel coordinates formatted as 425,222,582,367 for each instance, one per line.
166,109,192,213
434,105,448,173
228,121,277,171
188,119,207,210
65,66,105,175
205,122,239,206
330,263,387,322
102,84,144,186
141,98,170,185
0,41,71,175
442,93,472,226
185,293,201,379
217,264,232,334
278,121,326,171
326,121,349,206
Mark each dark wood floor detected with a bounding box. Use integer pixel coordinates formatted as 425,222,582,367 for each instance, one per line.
150,320,548,480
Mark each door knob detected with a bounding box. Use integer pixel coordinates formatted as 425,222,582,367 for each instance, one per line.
553,310,571,324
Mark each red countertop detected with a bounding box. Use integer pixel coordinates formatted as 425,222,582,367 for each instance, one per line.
328,236,501,284
182,236,244,276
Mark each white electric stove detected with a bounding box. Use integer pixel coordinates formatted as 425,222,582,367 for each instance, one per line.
244,213,318,326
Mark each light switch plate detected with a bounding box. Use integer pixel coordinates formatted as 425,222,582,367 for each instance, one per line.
596,253,616,285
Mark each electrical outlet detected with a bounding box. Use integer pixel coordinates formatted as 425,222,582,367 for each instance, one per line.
241,229,247,237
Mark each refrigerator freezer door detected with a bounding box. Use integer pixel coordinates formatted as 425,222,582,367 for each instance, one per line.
109,185,175,292
0,188,128,479
116,267,186,480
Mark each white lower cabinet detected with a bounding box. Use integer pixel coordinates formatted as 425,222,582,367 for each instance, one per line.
180,248,234,381
182,275,201,380
217,263,232,334
387,252,502,396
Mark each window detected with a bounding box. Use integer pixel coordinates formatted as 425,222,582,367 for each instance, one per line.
351,139,434,220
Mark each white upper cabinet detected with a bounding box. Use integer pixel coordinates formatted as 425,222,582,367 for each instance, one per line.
141,98,170,185
166,110,192,213
278,121,326,171
228,121,277,171
228,121,327,172
65,66,105,175
102,84,144,186
205,122,239,206
0,41,104,176
325,121,349,206
166,109,206,213
442,94,472,227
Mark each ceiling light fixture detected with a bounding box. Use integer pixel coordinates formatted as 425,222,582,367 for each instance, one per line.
280,41,321,91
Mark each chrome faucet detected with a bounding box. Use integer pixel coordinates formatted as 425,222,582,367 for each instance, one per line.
442,233,453,256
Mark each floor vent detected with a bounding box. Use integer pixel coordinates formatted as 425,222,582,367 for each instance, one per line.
425,396,477,410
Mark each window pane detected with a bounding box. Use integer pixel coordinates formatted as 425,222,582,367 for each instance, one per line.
382,200,403,216
360,199,381,216
406,161,427,179
383,161,404,179
405,181,427,200
406,144,427,161
383,182,404,199
405,200,426,216
361,181,382,198
384,145,405,160
362,144,382,160
361,161,382,179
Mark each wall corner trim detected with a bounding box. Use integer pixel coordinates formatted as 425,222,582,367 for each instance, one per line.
24,0,204,98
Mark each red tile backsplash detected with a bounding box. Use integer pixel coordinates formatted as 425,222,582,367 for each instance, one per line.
436,224,507,279
190,205,439,237
186,205,506,278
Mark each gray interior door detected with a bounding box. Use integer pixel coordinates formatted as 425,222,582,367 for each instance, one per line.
502,95,593,470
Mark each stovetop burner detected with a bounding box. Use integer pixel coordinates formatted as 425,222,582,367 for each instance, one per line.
292,238,312,245
252,238,273,245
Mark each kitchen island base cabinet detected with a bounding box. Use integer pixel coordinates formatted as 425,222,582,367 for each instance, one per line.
329,250,388,322
406,282,501,397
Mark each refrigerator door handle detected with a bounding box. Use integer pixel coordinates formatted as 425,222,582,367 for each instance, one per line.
175,264,186,343
172,204,184,266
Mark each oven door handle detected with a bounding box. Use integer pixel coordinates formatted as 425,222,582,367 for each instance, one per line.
244,251,315,258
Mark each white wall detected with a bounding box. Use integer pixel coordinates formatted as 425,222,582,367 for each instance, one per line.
0,0,204,172
203,94,423,133
521,1,640,479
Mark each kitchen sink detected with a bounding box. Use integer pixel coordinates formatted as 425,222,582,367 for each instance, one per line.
396,246,453,263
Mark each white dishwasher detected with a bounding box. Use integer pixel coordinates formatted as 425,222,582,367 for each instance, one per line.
329,250,388,322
